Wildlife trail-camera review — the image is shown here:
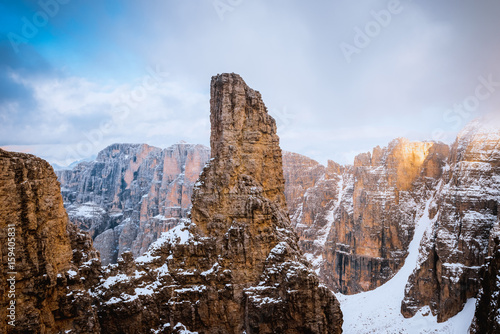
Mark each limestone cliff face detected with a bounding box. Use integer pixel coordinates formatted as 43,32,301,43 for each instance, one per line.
95,73,343,333
401,118,500,322
469,226,500,334
0,149,101,333
57,142,210,264
58,137,452,297
285,139,449,294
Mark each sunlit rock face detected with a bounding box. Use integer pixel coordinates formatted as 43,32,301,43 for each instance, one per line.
57,142,210,264
95,73,343,334
285,139,450,294
0,149,101,334
402,118,500,322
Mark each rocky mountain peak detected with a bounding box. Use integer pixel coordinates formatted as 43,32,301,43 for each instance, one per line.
453,114,500,163
192,73,287,237
94,73,343,333
57,142,210,265
95,143,161,162
402,116,500,322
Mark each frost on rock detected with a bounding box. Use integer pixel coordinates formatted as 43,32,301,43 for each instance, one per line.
148,219,195,249
172,322,198,334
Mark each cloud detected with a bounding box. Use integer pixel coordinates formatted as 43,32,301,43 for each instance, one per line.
1,67,210,165
2,0,500,166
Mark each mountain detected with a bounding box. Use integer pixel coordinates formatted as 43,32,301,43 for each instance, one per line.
56,121,500,329
1,73,342,333
283,139,449,294
50,77,500,332
59,138,449,297
284,117,500,325
51,155,97,171
95,73,343,333
56,142,210,264
401,117,500,322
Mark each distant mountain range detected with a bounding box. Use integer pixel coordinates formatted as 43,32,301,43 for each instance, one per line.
51,155,97,171
56,115,500,329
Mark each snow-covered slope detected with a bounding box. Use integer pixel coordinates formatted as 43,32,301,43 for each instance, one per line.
338,198,476,333
283,140,450,294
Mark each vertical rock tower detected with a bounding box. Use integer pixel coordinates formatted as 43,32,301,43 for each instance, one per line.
97,73,343,333
191,73,291,280
190,73,343,331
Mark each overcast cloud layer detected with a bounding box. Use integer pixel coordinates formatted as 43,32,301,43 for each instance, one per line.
1,0,500,166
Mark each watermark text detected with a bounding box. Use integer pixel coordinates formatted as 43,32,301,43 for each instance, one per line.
6,224,17,327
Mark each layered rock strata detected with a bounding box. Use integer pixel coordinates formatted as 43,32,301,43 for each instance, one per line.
57,142,210,264
401,118,500,322
284,139,449,293
0,149,101,334
59,138,451,297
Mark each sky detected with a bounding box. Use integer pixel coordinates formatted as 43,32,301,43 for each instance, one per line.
1,0,500,166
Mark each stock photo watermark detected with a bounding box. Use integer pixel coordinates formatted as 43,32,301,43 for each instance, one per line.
432,74,499,142
270,106,295,133
7,0,71,53
340,0,404,64
212,0,243,21
6,224,17,327
62,65,169,166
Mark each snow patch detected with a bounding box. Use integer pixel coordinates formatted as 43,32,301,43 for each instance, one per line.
100,274,129,289
67,270,77,278
135,253,161,264
173,322,198,334
70,203,105,218
147,219,194,252
201,262,219,276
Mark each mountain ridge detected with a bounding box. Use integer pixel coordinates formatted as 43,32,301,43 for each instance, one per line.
55,111,500,328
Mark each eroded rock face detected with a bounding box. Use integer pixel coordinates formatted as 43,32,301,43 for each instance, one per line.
0,149,101,334
57,137,453,298
285,139,449,294
402,118,500,322
95,73,343,333
469,221,500,333
57,142,210,264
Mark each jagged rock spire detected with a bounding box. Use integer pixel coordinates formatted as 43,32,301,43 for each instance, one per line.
96,73,343,333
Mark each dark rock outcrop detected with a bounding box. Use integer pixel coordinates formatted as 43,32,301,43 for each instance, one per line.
469,229,500,333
